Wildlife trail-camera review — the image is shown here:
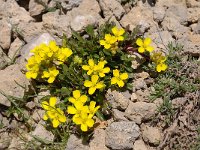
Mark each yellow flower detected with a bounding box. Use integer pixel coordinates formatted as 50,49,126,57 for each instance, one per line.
96,61,110,77
100,34,117,49
111,69,128,87
56,47,73,64
156,63,168,72
68,90,88,104
73,113,95,132
82,59,97,76
88,101,100,118
42,97,67,128
136,37,154,53
112,26,125,41
84,75,105,95
42,66,59,83
67,101,89,121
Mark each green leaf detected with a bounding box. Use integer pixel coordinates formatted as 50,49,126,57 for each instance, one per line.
85,25,95,37
61,87,71,96
96,110,105,121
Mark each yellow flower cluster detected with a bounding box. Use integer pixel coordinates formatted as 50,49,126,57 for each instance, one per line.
67,90,100,132
42,97,67,128
100,26,125,54
26,41,73,83
150,51,168,72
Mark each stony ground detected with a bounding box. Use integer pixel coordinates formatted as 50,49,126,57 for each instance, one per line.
0,0,200,150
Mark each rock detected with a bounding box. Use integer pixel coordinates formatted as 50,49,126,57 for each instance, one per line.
172,97,187,108
182,34,200,56
99,0,125,20
8,38,24,59
121,90,131,100
0,47,9,70
156,0,186,8
153,6,166,23
131,93,138,102
107,16,122,28
165,4,188,25
29,0,48,16
32,109,45,122
187,8,200,23
146,31,174,53
0,0,34,25
17,22,44,42
131,52,145,70
194,19,200,34
141,125,161,146
26,101,36,110
30,122,54,143
120,7,156,33
0,19,12,50
125,101,157,124
49,0,82,11
186,0,200,8
133,78,147,90
89,129,109,150
20,33,55,61
0,132,11,149
133,140,148,150
161,16,190,39
8,136,26,150
67,0,102,32
66,134,89,150
135,89,150,102
106,89,129,110
42,11,71,39
105,121,140,150
134,71,150,79
0,64,30,106
112,109,128,121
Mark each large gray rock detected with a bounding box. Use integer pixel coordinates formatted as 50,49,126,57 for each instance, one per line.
66,134,89,150
0,64,30,106
0,0,34,25
0,19,12,50
125,102,157,124
106,89,129,110
99,0,125,20
20,33,55,61
105,121,140,150
89,129,109,150
29,0,48,16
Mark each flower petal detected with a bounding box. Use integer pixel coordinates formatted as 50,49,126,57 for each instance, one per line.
117,80,125,87
103,67,110,73
41,101,49,110
58,115,67,123
73,116,82,125
67,106,77,114
136,38,143,46
89,101,96,110
82,65,90,70
73,90,80,99
88,59,94,67
68,97,76,103
146,46,154,52
144,37,151,46
112,27,118,35
81,124,88,132
91,75,99,84
86,118,94,127
43,114,48,120
111,77,118,85
100,40,106,46
49,97,57,107
96,82,104,89
89,87,96,95
138,47,145,53
52,119,60,128
120,73,128,80
79,95,87,103
84,80,93,87
113,69,119,77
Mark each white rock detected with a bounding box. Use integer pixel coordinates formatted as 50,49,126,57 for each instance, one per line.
89,129,109,150
20,33,55,61
120,7,156,33
125,101,157,124
29,0,48,16
99,0,125,20
0,64,30,106
133,140,148,150
0,19,12,49
8,38,24,59
141,124,162,146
